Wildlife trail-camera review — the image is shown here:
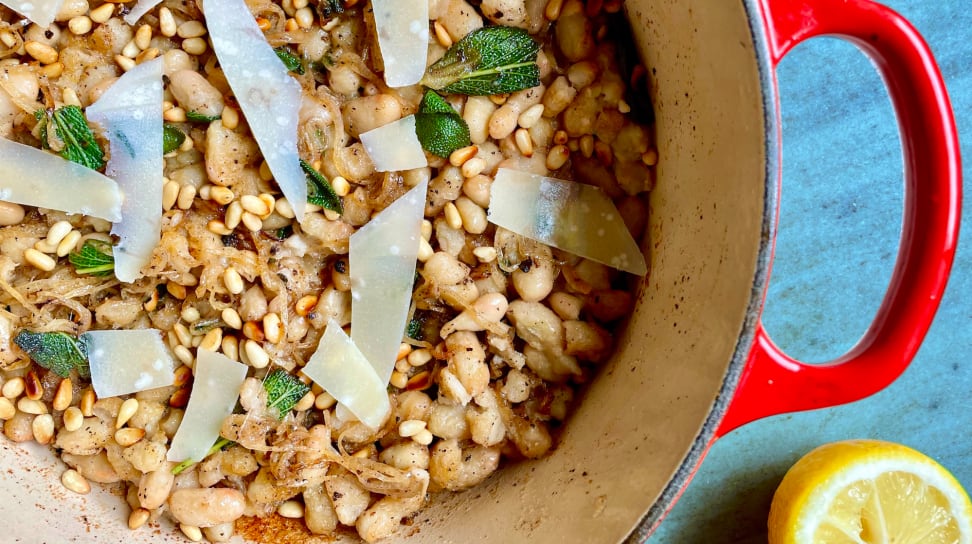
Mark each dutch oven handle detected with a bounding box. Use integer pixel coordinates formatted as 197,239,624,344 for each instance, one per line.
716,0,961,437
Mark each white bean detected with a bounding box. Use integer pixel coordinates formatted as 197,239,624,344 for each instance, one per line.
168,69,224,118
355,469,430,543
168,488,246,528
428,439,500,491
138,467,174,509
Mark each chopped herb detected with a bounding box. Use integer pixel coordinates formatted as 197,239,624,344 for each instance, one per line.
421,26,540,96
406,317,424,341
414,90,471,157
185,111,222,123
316,0,343,18
69,239,114,276
188,318,223,335
14,330,89,378
274,46,305,75
264,369,311,419
35,105,105,170
271,225,294,240
163,124,186,154
300,159,343,213
171,437,234,475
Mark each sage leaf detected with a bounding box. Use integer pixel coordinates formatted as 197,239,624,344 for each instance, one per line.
421,26,540,96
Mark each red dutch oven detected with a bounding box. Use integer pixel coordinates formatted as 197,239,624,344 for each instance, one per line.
0,0,959,542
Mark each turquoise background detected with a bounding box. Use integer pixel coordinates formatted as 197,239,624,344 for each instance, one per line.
650,1,972,542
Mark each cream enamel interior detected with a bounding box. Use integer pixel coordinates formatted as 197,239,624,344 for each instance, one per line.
0,0,773,542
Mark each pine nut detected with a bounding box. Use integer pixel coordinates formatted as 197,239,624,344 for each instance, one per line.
181,37,208,56
122,39,140,59
68,15,92,35
89,3,113,23
225,201,243,229
224,267,244,295
0,397,14,420
275,198,295,218
181,306,201,323
221,335,239,361
433,20,453,47
580,134,595,158
56,230,82,257
33,414,55,444
24,248,56,271
177,20,207,39
117,398,139,428
2,377,24,399
242,321,264,342
221,308,243,330
263,312,283,344
207,220,232,236
332,176,350,197
417,238,434,262
163,179,180,210
0,201,24,226
177,184,196,210
244,340,270,369
163,106,187,123
173,345,194,366
241,211,263,232
167,281,188,300
169,388,190,408
240,194,270,217
129,508,151,530
407,348,433,366
315,391,336,410
513,128,535,157
518,103,545,129
449,145,478,167
79,388,96,417
173,322,192,347
17,398,48,415
460,157,485,178
389,371,408,389
295,295,318,317
546,144,570,170
63,406,84,432
180,524,203,542
293,391,315,412
258,160,273,181
443,202,463,230
642,148,658,166
53,378,73,411
199,328,223,352
134,24,153,50
278,500,304,519
115,427,145,447
398,419,426,438
159,7,177,36
472,246,498,263
115,54,136,72
61,469,91,495
61,87,82,108
46,220,73,246
24,370,42,401
221,106,239,130
25,41,58,64
294,6,314,28
412,428,434,445
34,239,57,253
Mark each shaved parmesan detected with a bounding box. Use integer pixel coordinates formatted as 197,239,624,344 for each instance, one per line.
359,115,427,172
124,0,162,25
488,168,647,275
0,0,62,27
87,58,164,283
82,329,176,398
167,350,248,463
204,0,307,221
373,0,429,87
0,137,121,221
350,178,427,383
302,320,390,429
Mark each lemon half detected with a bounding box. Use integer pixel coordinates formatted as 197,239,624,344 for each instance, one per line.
768,439,972,544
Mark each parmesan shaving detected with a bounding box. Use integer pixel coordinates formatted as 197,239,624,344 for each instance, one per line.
167,349,248,463
359,115,428,172
0,137,122,221
0,0,63,27
302,320,391,430
372,0,429,88
487,168,648,275
82,329,176,398
204,0,308,221
124,0,163,25
87,57,164,283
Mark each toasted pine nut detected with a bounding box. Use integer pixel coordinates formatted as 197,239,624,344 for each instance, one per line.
545,0,564,20
177,184,196,210
169,388,190,408
134,23,153,50
173,323,192,347
221,335,239,361
332,176,350,197
1,377,24,399
244,340,270,369
46,220,73,246
115,54,136,72
68,15,93,35
79,388,96,417
433,20,453,47
294,7,314,28
241,211,263,232
0,397,14,420
173,345,194,366
461,157,486,178
221,106,239,129
181,37,208,56
207,220,233,236
514,128,534,157
580,134,595,158
209,186,234,205
129,508,151,530
17,398,48,415
221,308,243,330
389,371,408,389
163,179,180,210
56,230,82,257
180,524,203,542
472,246,498,263
61,469,91,494
63,406,84,432
417,238,434,262
24,248,56,271
223,267,244,295
117,398,139,429
315,391,337,410
398,419,427,438
642,148,658,166
274,198,295,218
25,41,58,64
163,106,187,123
263,313,283,344
412,428,434,445
167,281,188,300
293,391,315,412
32,414,55,444
53,378,73,411
177,20,207,39
24,370,42,401
115,427,145,447
546,144,570,170
89,3,114,23
518,103,545,129
278,500,304,519
242,321,264,342
295,295,318,317
449,145,478,167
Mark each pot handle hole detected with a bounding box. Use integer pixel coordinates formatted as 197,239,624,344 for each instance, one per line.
716,0,961,437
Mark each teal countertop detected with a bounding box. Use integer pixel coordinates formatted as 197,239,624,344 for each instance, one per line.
650,1,972,542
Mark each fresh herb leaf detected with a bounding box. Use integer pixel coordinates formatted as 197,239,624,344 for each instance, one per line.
274,46,305,75
188,318,223,335
185,111,221,123
263,369,311,419
35,106,105,170
406,317,423,341
13,330,89,378
163,124,186,154
316,0,343,18
171,437,234,475
300,159,343,213
414,91,471,157
421,26,540,96
69,239,114,276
